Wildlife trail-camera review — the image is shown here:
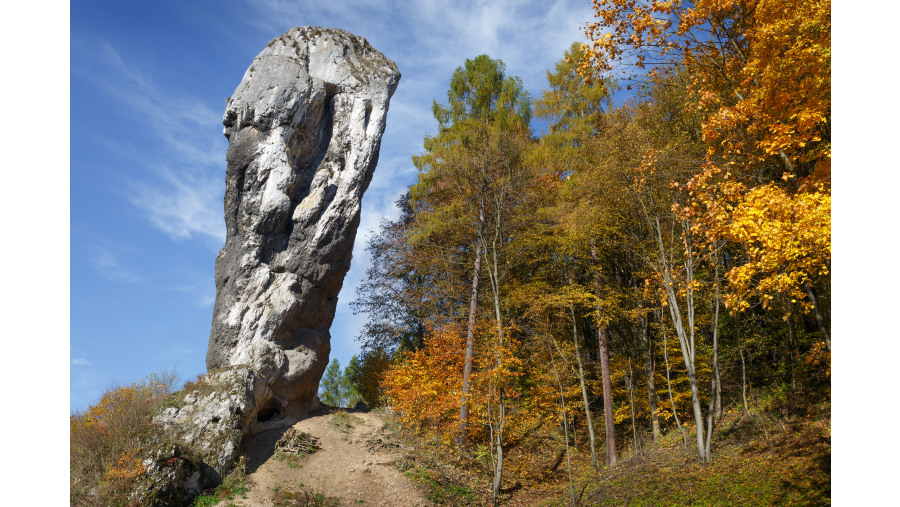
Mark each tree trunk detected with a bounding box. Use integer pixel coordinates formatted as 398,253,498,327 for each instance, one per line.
740,345,750,418
491,401,505,505
571,306,599,471
787,311,797,391
654,218,707,462
715,363,722,420
591,243,617,467
661,310,688,450
547,336,576,506
805,284,830,351
687,368,707,462
458,218,483,445
662,267,707,462
627,358,638,452
639,314,661,441
704,255,721,460
483,208,507,504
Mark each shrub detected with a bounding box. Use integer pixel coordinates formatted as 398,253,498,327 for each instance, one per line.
70,370,176,506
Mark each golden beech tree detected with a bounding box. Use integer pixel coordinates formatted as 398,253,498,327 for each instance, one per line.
681,162,831,317
582,0,831,347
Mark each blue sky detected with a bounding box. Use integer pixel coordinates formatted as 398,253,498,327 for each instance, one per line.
69,0,599,411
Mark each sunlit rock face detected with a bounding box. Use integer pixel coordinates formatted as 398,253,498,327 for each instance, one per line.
136,28,398,504
206,26,400,428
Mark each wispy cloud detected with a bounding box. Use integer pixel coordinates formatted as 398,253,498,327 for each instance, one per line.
241,0,592,90
88,240,142,284
71,357,91,366
75,40,226,245
124,166,225,243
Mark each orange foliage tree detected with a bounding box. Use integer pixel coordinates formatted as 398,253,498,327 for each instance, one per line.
383,323,557,448
382,324,468,442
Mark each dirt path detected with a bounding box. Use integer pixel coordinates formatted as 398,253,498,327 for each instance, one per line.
225,407,431,506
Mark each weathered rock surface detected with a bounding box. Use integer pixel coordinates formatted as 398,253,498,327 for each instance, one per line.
136,367,258,504
209,25,399,427
136,27,399,505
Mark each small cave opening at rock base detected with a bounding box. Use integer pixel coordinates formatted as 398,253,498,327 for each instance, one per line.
256,399,281,423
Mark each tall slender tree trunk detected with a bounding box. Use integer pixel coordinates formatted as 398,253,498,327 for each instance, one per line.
458,197,485,446
483,208,507,504
662,279,706,460
686,367,706,462
639,314,661,441
704,253,721,459
787,312,797,391
627,358,638,452
740,345,750,418
547,335,576,507
597,306,617,466
490,401,505,505
661,309,688,450
591,242,617,466
571,304,599,471
653,218,707,462
715,363,722,420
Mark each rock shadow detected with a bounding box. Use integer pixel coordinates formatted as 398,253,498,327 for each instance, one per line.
239,405,336,474
241,426,292,474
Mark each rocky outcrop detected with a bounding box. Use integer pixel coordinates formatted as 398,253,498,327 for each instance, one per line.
136,367,256,503
208,25,399,427
136,27,399,505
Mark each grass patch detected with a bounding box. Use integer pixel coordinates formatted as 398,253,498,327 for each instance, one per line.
379,402,830,506
581,408,831,506
271,488,342,506
191,462,251,506
330,410,364,433
380,410,483,505
405,466,476,505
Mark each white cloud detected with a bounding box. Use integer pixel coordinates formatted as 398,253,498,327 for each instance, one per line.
124,166,225,243
71,358,91,366
76,41,227,246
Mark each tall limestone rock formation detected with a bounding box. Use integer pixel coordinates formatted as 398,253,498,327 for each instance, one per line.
206,25,400,427
138,28,399,504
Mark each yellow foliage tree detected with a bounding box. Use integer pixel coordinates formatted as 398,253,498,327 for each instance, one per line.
582,0,831,347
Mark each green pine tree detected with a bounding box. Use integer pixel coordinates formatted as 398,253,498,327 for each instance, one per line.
343,355,362,407
319,358,346,407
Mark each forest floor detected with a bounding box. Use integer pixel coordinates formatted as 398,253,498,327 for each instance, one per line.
578,407,832,506
360,403,831,506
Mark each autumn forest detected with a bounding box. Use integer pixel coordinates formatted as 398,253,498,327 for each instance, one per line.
348,0,831,503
